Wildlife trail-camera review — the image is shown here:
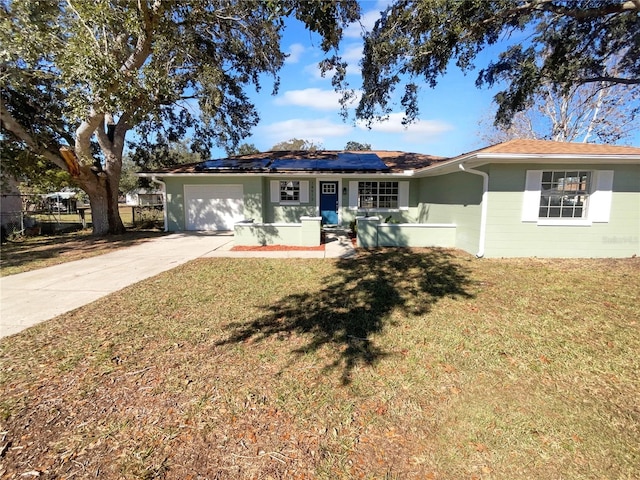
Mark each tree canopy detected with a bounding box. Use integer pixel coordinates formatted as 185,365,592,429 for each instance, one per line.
352,0,639,127
271,138,323,151
0,0,359,234
344,141,371,151
229,143,260,156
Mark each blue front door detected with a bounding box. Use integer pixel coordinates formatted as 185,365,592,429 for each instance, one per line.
320,181,339,224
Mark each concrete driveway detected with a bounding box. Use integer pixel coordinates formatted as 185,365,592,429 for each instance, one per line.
1,230,354,339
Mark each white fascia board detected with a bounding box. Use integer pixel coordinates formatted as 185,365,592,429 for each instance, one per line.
414,153,640,177
474,153,640,164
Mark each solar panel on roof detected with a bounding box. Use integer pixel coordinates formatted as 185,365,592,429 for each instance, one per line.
269,159,318,171
270,153,389,172
336,152,389,170
194,153,390,173
195,158,271,171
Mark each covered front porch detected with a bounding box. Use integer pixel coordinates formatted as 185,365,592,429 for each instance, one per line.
232,215,457,250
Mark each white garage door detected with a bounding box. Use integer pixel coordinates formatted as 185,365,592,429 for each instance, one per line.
184,185,244,231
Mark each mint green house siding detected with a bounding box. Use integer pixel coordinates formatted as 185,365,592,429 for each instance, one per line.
413,163,639,258
141,142,640,257
482,163,640,258
416,172,483,254
163,176,264,231
266,178,317,223
162,175,424,231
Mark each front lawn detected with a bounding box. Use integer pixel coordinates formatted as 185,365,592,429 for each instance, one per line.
1,251,638,479
0,229,166,276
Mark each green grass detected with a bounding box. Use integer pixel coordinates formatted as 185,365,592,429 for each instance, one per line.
1,251,638,479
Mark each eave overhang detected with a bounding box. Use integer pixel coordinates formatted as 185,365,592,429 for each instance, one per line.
413,153,640,177
137,170,415,178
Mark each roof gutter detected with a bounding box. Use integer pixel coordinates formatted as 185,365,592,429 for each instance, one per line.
459,163,488,258
151,176,169,232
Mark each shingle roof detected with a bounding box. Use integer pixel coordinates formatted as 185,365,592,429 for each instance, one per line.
139,140,640,177
142,150,444,175
473,139,640,156
373,151,447,170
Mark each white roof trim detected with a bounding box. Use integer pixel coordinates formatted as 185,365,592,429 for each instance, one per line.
415,152,640,177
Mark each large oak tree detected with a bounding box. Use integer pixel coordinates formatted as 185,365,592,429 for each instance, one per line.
349,0,639,128
0,0,359,234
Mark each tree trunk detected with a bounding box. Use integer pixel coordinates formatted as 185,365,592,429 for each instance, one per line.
77,168,125,235
74,114,127,236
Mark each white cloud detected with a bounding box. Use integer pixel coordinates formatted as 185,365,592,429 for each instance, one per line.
342,43,363,64
260,118,352,145
285,43,306,64
358,113,454,143
274,88,360,111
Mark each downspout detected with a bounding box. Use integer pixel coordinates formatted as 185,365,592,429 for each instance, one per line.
151,175,168,232
459,163,488,258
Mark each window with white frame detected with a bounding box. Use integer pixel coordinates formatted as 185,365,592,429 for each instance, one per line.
321,183,336,195
522,170,613,224
358,181,399,209
539,171,591,218
270,180,309,204
280,180,300,202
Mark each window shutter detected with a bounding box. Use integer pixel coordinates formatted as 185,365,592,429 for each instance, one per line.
522,170,542,222
270,180,280,203
300,181,309,203
399,181,409,210
349,181,358,210
589,170,614,222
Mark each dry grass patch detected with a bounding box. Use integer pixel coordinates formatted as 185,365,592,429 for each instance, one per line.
0,229,166,276
1,251,638,479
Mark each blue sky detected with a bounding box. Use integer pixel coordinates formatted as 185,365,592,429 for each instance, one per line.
211,0,639,159
205,0,501,159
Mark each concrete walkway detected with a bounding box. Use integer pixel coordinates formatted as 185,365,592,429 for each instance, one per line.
0,231,355,339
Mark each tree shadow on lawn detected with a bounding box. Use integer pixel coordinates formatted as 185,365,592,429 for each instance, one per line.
217,248,475,384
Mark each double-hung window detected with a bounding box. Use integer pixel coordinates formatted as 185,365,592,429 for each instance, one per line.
539,171,590,218
522,170,613,224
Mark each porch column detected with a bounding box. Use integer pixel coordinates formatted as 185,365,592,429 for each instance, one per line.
300,216,322,246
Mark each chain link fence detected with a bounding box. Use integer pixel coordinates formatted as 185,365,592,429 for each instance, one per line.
1,194,164,241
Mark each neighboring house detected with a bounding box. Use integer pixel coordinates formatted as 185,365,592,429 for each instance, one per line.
139,139,640,258
125,188,163,206
43,191,78,213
